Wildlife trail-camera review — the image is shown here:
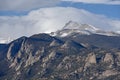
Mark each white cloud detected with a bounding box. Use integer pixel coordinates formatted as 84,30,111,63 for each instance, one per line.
0,7,120,40
62,0,120,5
0,0,60,11
0,0,119,12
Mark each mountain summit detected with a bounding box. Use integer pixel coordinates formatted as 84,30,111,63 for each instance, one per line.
51,21,120,37
63,20,99,31
0,22,120,79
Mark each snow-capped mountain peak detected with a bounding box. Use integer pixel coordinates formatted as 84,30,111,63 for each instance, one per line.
51,21,120,37
63,20,99,32
63,21,82,29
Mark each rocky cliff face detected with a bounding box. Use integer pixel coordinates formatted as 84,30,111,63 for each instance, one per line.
0,33,120,80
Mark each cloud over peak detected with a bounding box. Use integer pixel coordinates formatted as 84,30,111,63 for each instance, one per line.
0,7,120,40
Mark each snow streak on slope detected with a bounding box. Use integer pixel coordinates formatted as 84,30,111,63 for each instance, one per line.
51,21,120,37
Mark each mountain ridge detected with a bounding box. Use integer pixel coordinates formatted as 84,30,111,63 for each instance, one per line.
0,33,120,80
51,21,120,37
0,21,120,80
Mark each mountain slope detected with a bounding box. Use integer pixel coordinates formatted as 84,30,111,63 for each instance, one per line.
0,21,120,80
0,33,120,80
51,21,120,37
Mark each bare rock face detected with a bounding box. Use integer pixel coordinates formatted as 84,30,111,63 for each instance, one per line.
84,53,96,71
103,53,114,68
42,51,56,63
24,52,41,67
1,33,120,80
57,56,72,70
49,40,62,47
104,53,114,62
102,70,118,77
99,69,119,79
7,43,14,60
87,53,97,64
6,37,46,71
116,52,120,66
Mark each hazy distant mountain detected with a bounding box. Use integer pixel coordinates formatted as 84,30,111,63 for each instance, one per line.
0,21,120,80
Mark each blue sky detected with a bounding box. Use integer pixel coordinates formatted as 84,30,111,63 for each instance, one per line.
59,1,120,19
0,0,120,42
0,1,120,19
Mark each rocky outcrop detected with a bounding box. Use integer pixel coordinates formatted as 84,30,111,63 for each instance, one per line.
0,33,120,80
86,53,97,64
84,53,96,71
103,53,114,68
100,70,119,78
116,52,120,66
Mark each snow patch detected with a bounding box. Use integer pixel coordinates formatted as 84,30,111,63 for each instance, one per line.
60,33,69,37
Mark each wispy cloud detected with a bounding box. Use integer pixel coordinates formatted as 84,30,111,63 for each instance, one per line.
0,7,120,40
0,0,60,11
62,0,120,5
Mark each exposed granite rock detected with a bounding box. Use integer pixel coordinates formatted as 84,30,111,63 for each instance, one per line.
98,69,119,79
116,52,120,66
84,53,96,71
103,53,114,68
0,33,120,80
